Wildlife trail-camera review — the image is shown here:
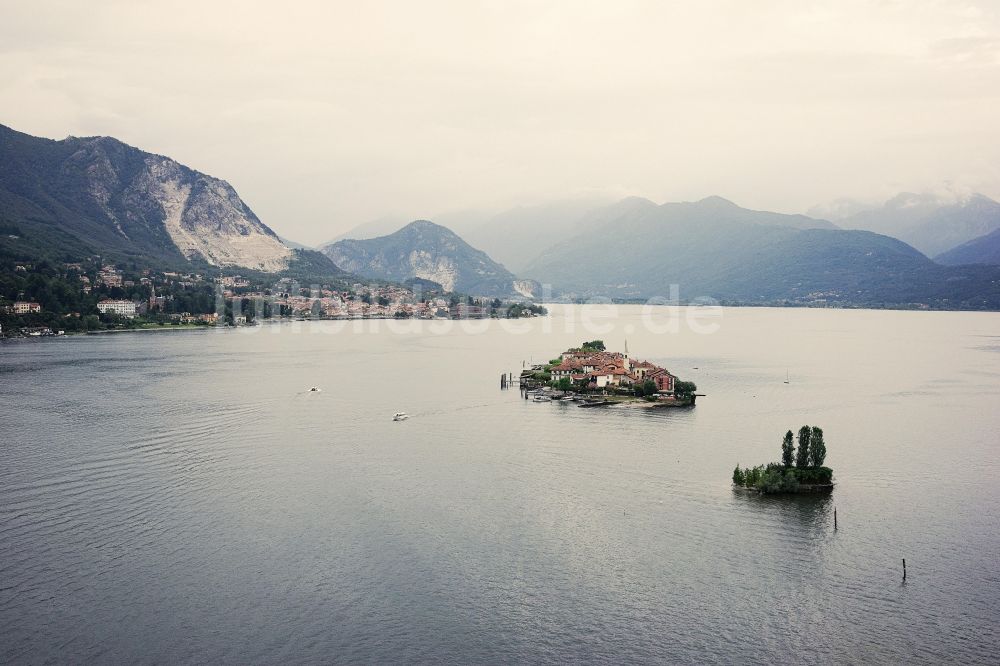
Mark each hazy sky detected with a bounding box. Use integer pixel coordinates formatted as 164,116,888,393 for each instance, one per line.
2,0,999,244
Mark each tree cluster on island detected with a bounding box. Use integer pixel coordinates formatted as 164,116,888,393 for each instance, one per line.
733,426,833,493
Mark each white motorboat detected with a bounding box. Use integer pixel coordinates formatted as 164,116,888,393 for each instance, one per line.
532,394,552,402
393,412,410,421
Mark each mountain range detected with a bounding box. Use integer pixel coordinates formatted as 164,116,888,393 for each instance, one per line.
517,196,1000,308
3,122,1000,309
321,195,1000,309
322,220,538,298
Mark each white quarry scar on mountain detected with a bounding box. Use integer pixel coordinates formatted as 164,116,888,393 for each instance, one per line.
150,161,291,271
513,280,537,298
408,250,458,292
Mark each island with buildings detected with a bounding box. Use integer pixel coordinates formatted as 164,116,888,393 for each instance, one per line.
516,340,698,407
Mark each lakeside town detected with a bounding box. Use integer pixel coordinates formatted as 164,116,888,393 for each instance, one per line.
517,340,698,407
0,258,545,338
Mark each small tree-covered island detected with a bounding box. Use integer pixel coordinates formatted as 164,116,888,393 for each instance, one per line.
733,426,834,494
519,340,698,407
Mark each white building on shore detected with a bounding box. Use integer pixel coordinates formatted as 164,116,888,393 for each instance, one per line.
97,299,138,318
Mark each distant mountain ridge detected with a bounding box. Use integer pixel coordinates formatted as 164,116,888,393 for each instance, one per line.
935,227,1000,266
322,220,537,298
522,196,1000,309
0,124,292,271
831,192,1000,257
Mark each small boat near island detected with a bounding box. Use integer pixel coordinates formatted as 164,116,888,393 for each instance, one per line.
532,394,552,402
392,412,409,421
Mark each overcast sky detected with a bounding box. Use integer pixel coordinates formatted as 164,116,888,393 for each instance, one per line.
2,0,999,244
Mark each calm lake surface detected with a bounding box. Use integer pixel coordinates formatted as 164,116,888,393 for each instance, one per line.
2,305,999,664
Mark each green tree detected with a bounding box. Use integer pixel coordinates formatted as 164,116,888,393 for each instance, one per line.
555,377,573,393
810,426,826,467
781,430,794,467
795,425,812,468
757,463,801,493
674,380,697,400
641,379,658,396
745,465,763,487
581,340,606,351
732,464,745,486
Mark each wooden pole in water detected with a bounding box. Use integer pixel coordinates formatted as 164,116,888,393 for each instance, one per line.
834,507,837,530
903,558,907,581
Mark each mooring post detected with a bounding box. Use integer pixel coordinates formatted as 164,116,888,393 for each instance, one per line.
834,507,838,530
903,558,907,581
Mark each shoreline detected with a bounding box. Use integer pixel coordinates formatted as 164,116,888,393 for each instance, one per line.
733,483,835,495
523,391,696,408
84,325,211,335
1,312,544,341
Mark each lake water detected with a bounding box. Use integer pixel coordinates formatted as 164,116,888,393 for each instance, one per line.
2,305,999,664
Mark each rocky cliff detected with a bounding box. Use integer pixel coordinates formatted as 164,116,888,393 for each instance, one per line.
0,124,291,271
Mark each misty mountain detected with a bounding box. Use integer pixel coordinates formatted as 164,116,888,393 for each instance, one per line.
345,195,833,275
454,196,616,272
325,197,613,272
0,123,293,271
523,196,1000,308
806,197,879,221
278,236,312,250
442,195,834,272
834,192,1000,257
321,214,412,247
322,220,537,298
935,228,1000,266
